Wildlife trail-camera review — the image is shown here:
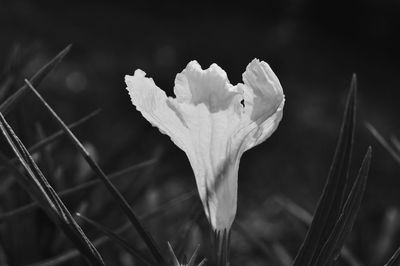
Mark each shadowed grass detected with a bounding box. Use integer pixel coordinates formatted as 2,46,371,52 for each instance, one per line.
25,79,166,264
76,213,156,266
385,246,400,266
274,196,363,266
0,112,104,265
0,158,156,223
312,147,371,265
365,122,400,165
293,75,357,266
26,189,196,266
0,45,71,115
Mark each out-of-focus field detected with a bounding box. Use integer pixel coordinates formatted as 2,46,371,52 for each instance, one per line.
0,1,400,265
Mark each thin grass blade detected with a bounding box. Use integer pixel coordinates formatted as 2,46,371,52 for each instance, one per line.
29,109,101,153
275,196,363,266
26,189,195,266
293,75,357,266
365,122,400,165
385,246,400,266
0,158,156,223
76,213,156,266
0,45,71,115
0,112,104,265
25,78,166,265
313,147,371,266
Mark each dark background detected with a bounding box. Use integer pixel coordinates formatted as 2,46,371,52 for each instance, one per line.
1,0,400,265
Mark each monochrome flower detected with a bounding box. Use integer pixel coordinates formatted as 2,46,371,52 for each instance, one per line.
125,59,284,232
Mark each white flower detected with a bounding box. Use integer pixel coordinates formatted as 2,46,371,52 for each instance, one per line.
125,59,284,232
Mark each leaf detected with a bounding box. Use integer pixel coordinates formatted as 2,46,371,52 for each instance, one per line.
0,45,71,115
274,196,363,266
168,242,206,266
385,246,400,266
312,147,371,266
25,79,166,264
0,158,156,223
293,75,357,266
0,112,104,265
76,213,156,266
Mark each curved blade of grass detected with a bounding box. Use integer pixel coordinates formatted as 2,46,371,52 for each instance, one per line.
275,196,363,266
0,45,71,115
293,75,357,266
0,112,104,265
313,147,371,266
0,158,156,223
26,189,196,266
365,122,400,165
25,79,166,265
29,109,101,153
0,109,101,174
385,246,400,266
76,213,156,266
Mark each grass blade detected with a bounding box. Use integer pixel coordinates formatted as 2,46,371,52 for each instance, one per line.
0,45,71,115
76,213,156,266
29,109,101,153
26,189,195,266
293,75,357,266
385,246,400,266
275,196,363,266
0,112,104,265
0,109,100,174
313,147,371,266
365,122,400,165
25,79,166,264
0,158,156,223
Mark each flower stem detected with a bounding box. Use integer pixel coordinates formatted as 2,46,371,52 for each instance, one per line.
213,229,231,266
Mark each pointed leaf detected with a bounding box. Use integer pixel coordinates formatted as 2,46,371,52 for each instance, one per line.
0,45,71,115
293,75,357,265
77,213,155,266
313,147,371,266
26,189,195,266
25,79,166,264
0,158,155,223
0,112,104,265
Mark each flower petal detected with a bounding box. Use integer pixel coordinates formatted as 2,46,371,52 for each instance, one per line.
167,61,245,230
234,59,285,154
173,60,242,113
125,69,190,151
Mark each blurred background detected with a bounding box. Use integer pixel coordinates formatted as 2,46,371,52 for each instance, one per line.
1,0,400,265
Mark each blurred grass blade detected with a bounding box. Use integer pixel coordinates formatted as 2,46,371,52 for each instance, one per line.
0,109,100,172
25,79,166,264
385,246,400,266
293,75,357,266
29,109,101,153
0,112,104,265
313,147,371,266
365,122,400,165
275,196,363,266
0,45,71,115
76,213,156,266
27,189,195,266
0,158,156,223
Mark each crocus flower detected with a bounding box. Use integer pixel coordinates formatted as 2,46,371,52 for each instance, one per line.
125,59,284,234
